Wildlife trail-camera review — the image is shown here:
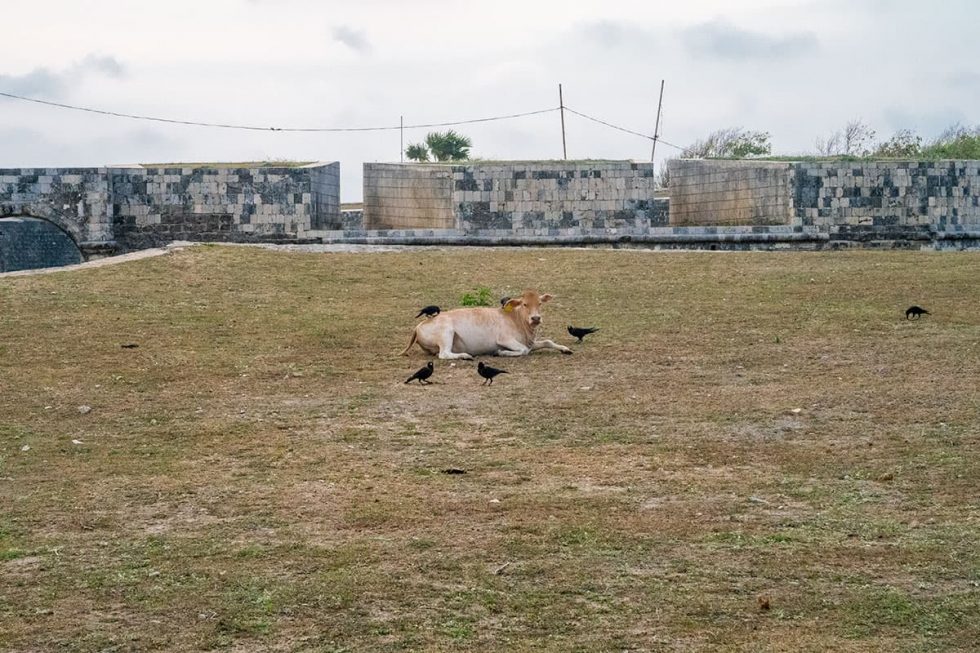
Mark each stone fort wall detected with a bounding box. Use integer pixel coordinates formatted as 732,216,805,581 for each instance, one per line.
362,161,668,234
4,158,980,271
111,163,339,250
668,159,980,236
0,163,340,255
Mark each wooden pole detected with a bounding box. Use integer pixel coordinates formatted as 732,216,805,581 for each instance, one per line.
400,115,404,162
650,80,664,162
559,84,567,160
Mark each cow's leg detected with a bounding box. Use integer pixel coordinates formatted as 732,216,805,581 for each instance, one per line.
530,339,573,355
435,330,473,360
495,337,531,357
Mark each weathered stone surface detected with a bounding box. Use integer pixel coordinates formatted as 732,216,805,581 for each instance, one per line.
669,159,980,231
0,163,340,259
0,216,83,272
363,161,660,234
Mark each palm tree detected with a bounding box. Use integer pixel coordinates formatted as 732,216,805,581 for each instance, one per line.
405,130,472,162
405,143,430,162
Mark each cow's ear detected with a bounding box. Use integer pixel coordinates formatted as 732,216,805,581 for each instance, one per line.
503,298,522,313
539,293,554,303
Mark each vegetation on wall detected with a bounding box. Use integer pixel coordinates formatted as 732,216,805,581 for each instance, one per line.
405,130,473,162
658,121,980,188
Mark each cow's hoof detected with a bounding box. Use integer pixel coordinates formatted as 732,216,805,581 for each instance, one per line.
562,349,573,355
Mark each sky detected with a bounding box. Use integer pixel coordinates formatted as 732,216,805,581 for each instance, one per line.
1,0,978,201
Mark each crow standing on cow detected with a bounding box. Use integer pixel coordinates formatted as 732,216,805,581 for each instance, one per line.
415,305,441,319
401,289,572,360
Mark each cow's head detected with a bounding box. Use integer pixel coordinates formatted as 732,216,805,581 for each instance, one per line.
503,289,553,329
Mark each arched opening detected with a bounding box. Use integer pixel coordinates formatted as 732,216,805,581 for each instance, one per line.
0,216,84,273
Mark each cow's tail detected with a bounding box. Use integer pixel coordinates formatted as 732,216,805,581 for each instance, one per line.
400,327,418,356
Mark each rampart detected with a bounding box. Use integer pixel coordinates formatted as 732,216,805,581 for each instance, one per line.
111,163,339,250
0,162,340,258
667,159,980,242
4,158,980,272
362,161,667,234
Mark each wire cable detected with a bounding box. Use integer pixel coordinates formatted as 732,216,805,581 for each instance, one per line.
0,90,558,132
563,106,653,140
0,89,688,151
563,106,685,150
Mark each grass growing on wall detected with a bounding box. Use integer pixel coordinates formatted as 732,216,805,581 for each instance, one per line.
138,161,315,169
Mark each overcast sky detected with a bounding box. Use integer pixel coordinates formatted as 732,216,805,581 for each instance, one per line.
2,0,978,201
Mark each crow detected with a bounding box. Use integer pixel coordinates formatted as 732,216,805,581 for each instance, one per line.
415,305,441,319
477,361,507,385
905,306,930,320
567,325,599,343
405,362,434,384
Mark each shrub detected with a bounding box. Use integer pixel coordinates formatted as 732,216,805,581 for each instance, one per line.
460,287,494,307
921,124,980,159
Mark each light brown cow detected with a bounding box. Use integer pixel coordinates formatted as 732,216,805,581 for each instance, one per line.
400,289,573,360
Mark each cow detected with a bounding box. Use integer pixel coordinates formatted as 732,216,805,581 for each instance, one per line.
400,289,573,360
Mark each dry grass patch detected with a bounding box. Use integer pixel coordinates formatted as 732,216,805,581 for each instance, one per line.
1,245,978,651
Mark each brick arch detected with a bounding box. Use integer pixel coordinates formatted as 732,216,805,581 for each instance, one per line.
0,202,84,245
0,213,84,272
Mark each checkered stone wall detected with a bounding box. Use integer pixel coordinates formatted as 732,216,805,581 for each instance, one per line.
110,162,339,250
362,161,664,234
667,159,980,234
0,168,113,246
794,161,980,230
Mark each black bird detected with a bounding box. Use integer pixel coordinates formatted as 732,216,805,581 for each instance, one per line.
405,362,434,384
415,305,441,319
906,306,930,320
567,325,600,343
477,361,507,385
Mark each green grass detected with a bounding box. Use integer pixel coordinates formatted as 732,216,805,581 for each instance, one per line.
1,246,978,651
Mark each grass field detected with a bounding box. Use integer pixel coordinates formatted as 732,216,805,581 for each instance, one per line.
1,245,978,652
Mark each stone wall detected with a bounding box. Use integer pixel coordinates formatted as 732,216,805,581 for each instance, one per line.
361,161,663,234
310,163,341,229
794,160,980,231
0,168,113,247
667,159,980,235
453,161,663,234
1,163,340,257
111,163,339,250
362,163,454,230
668,160,793,226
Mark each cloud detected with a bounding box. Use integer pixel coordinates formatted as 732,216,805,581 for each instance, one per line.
0,53,127,100
946,70,980,89
572,19,661,54
331,25,371,53
0,68,67,99
682,19,817,60
79,54,126,78
581,21,626,49
0,126,183,168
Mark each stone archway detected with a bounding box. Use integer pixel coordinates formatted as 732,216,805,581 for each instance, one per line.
0,215,84,272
